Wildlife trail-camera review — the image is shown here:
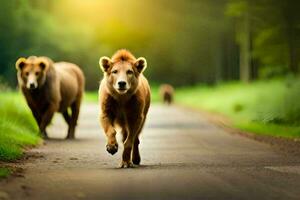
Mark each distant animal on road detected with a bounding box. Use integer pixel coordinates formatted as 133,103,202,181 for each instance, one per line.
98,49,151,168
16,56,85,139
159,84,174,105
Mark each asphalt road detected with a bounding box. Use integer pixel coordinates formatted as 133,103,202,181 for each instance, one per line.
1,103,300,200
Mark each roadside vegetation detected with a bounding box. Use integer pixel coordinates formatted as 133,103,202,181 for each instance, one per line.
0,168,11,179
0,90,40,164
175,78,300,138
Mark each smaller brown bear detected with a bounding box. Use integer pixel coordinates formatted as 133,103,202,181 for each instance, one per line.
98,49,151,168
16,56,85,139
159,84,174,105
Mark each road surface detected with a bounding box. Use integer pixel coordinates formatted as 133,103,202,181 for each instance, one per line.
1,103,300,200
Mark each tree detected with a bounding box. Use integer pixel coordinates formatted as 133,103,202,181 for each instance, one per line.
226,0,252,82
227,0,300,79
282,0,300,74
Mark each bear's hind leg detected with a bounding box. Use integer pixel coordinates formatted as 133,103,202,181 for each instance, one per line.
62,110,71,126
39,103,57,139
66,97,81,139
62,109,73,139
132,119,146,165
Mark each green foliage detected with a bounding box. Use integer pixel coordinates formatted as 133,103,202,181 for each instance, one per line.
225,1,248,17
149,85,160,103
0,0,236,89
84,92,98,103
226,0,300,76
1,0,300,88
0,76,11,91
0,92,40,161
175,79,300,138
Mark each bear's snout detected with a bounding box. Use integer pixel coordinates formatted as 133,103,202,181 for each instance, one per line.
26,79,38,90
118,81,127,89
29,83,36,89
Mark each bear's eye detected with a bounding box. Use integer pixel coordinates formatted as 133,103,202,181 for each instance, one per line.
35,72,40,76
112,70,118,74
127,70,134,75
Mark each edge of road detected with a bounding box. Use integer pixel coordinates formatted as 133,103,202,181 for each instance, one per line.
175,103,300,156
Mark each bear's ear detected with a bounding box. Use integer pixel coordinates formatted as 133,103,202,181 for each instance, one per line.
15,57,27,71
99,56,112,73
135,57,147,73
38,58,49,71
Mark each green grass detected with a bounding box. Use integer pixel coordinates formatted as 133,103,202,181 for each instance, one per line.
236,122,300,138
0,167,10,179
84,92,98,102
175,79,300,138
0,91,40,161
150,85,160,102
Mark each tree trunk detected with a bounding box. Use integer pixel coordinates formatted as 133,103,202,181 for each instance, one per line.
249,24,258,80
239,12,251,82
283,0,299,74
287,25,298,74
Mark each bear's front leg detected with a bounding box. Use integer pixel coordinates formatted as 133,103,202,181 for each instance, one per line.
120,115,144,168
120,132,134,168
39,103,57,139
27,102,42,131
100,116,118,155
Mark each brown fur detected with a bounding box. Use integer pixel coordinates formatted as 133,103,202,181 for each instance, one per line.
159,84,174,105
16,56,85,139
98,49,151,168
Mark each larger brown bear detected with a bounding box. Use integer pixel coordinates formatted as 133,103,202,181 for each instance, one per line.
98,49,151,168
16,56,85,139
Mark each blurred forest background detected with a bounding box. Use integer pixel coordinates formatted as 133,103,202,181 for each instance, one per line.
1,0,300,90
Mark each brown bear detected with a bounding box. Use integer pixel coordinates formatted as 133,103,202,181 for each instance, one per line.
98,49,151,168
159,84,174,105
16,56,85,139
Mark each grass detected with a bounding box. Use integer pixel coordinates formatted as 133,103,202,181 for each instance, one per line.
84,92,98,102
175,78,300,139
0,91,40,162
236,122,300,138
0,168,10,179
